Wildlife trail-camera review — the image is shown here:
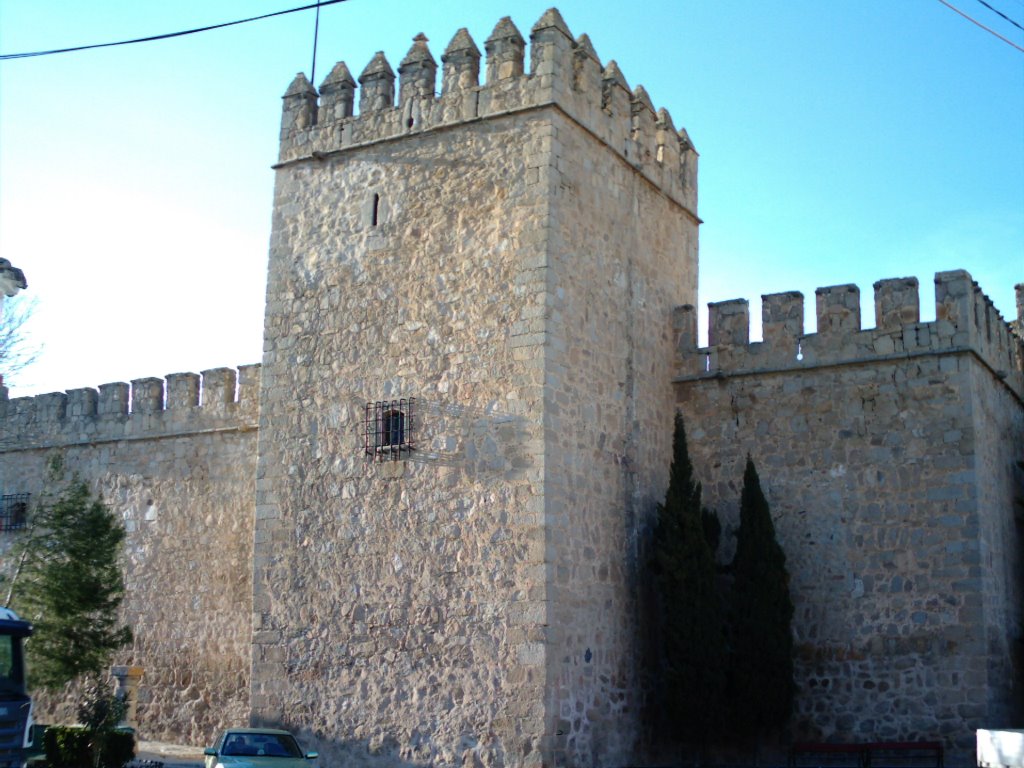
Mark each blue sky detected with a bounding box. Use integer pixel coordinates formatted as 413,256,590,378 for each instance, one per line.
1,0,1021,397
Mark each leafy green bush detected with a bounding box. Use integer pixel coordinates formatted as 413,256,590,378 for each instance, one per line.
102,731,135,768
44,726,90,768
43,725,135,768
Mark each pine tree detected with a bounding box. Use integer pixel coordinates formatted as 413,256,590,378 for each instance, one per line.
651,413,727,749
730,456,795,740
9,460,132,690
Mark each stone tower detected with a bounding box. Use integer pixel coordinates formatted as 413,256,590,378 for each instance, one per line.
252,8,698,767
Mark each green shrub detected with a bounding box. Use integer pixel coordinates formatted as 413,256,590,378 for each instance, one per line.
102,731,135,768
44,726,90,768
43,725,135,768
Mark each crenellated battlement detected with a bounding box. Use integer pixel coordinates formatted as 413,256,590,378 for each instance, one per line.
277,8,698,212
0,364,261,451
674,270,1024,399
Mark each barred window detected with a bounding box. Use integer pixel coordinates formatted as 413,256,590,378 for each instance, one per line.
0,494,29,533
382,409,405,447
365,398,415,461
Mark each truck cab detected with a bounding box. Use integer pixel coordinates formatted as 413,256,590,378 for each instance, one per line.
0,607,32,768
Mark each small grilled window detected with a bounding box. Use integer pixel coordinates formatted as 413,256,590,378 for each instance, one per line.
382,409,404,447
0,494,29,533
365,398,415,461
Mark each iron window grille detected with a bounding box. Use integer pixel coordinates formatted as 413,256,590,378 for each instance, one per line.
365,398,415,461
0,494,29,533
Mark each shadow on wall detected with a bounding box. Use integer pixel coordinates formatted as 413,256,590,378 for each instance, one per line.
366,396,535,479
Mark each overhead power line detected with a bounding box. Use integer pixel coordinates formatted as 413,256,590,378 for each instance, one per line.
935,0,1024,51
0,0,349,61
974,0,1024,31
311,1,323,87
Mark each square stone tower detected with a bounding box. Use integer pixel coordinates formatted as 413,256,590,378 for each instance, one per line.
252,9,698,766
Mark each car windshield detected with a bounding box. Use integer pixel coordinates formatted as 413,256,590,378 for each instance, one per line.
221,733,303,758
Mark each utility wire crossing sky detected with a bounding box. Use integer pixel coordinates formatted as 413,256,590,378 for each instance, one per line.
3,0,1023,59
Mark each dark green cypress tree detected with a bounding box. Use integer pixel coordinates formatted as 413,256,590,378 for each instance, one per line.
730,456,795,740
651,413,727,748
701,507,722,556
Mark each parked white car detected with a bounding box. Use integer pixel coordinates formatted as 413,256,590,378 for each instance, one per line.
204,728,317,768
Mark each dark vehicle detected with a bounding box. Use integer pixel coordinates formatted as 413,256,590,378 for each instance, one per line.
0,608,32,768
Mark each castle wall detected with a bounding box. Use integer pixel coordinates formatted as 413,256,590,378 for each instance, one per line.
673,271,1024,764
255,10,698,767
6,10,1014,766
970,360,1024,726
541,107,696,765
0,367,259,743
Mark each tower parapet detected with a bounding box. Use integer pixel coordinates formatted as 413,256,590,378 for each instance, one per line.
279,8,698,213
674,271,1024,400
0,365,260,451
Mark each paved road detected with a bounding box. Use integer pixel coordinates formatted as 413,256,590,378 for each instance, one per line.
133,740,205,768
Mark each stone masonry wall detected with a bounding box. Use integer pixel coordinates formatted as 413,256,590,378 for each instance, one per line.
542,106,696,765
1,9,1018,766
673,271,1024,766
970,360,1024,726
0,367,259,744
255,9,698,767
255,94,553,768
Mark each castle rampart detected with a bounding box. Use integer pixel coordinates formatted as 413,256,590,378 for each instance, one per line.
673,270,1024,761
277,8,698,215
0,364,261,451
674,270,1024,403
0,364,261,744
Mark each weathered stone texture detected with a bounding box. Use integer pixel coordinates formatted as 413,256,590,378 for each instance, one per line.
255,114,553,767
675,272,1024,765
0,369,258,744
0,9,1019,768
542,109,696,765
254,11,698,767
969,359,1024,728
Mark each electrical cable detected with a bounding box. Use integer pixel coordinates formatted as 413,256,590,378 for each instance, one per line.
974,0,1024,31
310,1,322,87
0,0,349,61
935,0,1024,51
